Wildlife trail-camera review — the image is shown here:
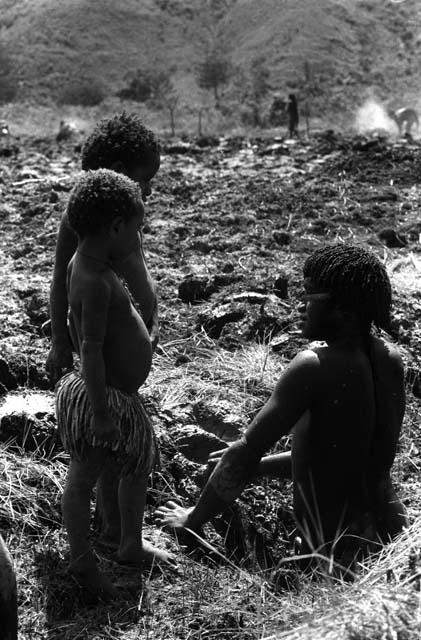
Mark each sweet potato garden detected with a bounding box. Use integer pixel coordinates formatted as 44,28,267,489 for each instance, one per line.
1,130,421,639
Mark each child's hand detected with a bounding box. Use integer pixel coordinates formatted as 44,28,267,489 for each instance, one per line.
46,341,73,382
92,415,120,444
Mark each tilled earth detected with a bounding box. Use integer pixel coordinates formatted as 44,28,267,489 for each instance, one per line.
1,130,421,636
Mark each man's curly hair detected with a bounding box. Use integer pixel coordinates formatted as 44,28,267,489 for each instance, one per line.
303,244,392,331
81,112,160,171
67,169,142,238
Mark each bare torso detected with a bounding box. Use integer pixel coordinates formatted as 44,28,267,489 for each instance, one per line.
67,254,152,393
61,214,157,328
291,337,404,542
111,232,156,331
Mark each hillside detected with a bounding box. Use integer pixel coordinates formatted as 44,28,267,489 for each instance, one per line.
0,0,421,111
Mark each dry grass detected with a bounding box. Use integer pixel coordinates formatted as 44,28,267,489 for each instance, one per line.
1,339,420,638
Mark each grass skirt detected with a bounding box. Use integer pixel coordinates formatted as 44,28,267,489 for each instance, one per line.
55,371,157,475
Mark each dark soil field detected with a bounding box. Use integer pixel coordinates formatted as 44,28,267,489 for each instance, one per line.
1,130,421,638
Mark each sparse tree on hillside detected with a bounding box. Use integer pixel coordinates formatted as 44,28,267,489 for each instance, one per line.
148,67,180,136
247,56,271,127
196,54,230,107
58,77,104,107
117,67,175,105
302,60,319,135
186,96,210,137
117,69,153,102
0,45,17,103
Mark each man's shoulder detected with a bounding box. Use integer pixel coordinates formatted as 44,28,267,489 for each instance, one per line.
287,348,321,376
371,336,404,374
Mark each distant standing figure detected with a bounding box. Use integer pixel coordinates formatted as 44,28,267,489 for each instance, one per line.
388,108,419,136
286,93,299,138
0,534,17,640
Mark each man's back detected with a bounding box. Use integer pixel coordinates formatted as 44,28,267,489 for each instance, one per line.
292,336,404,547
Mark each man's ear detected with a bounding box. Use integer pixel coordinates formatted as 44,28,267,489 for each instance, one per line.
109,216,124,237
335,306,357,327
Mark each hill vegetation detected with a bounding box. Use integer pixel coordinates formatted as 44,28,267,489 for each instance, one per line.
0,0,420,117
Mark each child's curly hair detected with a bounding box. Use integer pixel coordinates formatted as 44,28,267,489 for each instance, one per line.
81,112,160,171
303,244,392,331
67,169,142,238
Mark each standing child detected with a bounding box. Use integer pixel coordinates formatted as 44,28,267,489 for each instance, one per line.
46,112,161,382
56,170,170,599
157,245,408,569
47,112,161,548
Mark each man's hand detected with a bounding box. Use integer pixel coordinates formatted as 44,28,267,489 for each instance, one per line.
92,415,120,445
45,341,73,383
155,502,195,531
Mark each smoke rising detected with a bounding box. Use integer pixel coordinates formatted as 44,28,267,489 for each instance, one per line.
355,99,398,136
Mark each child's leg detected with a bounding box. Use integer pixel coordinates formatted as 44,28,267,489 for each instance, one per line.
62,446,117,597
117,467,171,565
96,459,121,545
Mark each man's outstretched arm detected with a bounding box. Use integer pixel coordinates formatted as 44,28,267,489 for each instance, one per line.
156,350,318,532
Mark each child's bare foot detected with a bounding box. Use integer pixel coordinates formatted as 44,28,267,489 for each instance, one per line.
117,539,175,567
69,564,117,601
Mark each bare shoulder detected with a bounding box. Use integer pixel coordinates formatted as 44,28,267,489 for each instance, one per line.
290,348,321,369
70,261,112,301
371,336,404,375
277,348,321,387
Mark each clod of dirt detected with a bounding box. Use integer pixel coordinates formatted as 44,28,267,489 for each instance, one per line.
198,303,246,338
178,274,213,303
165,141,202,155
192,400,243,441
195,135,219,148
222,262,235,273
272,230,291,245
364,187,399,203
3,353,51,390
378,228,407,247
0,391,58,454
170,424,226,464
24,292,49,327
232,292,267,305
273,273,289,299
